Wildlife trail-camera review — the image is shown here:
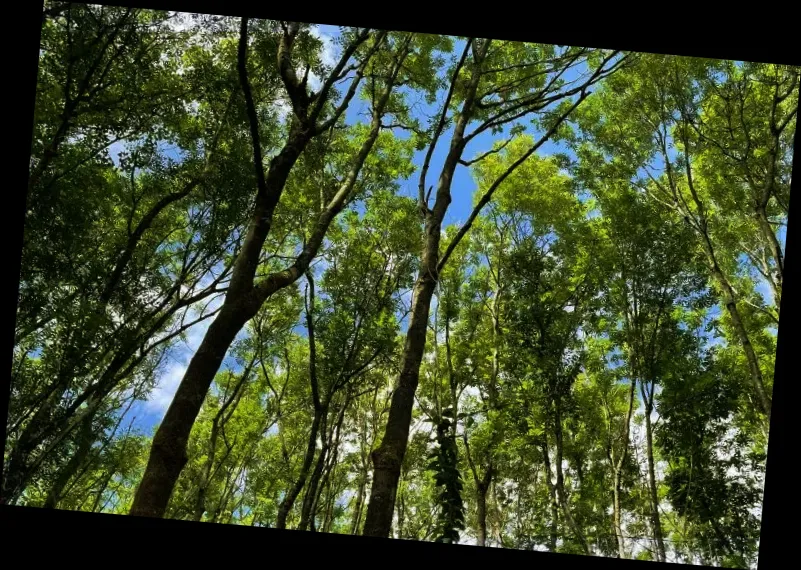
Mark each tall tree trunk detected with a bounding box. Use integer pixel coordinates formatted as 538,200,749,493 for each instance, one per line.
362,39,486,539
475,466,493,547
91,469,116,513
463,428,493,547
612,471,625,558
304,392,349,531
396,488,405,538
298,428,329,531
7,54,232,505
698,230,772,421
131,68,310,519
130,304,254,518
362,274,439,537
611,377,637,558
642,393,667,563
278,276,326,529
662,134,772,422
361,41,610,538
321,476,336,533
272,386,324,528
542,438,588,554
549,491,559,552
542,398,591,556
555,434,590,555
350,471,367,535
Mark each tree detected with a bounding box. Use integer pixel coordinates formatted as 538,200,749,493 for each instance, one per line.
130,20,421,517
363,37,627,539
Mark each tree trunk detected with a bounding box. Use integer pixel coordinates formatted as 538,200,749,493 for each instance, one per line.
542,405,590,556
305,393,349,531
280,275,326,530
299,431,329,531
549,491,559,552
90,470,115,512
129,303,256,518
130,25,405,518
612,471,625,558
475,468,493,547
4,276,223,505
276,394,325,528
661,130,772,422
699,230,772,421
643,398,667,563
362,40,486,538
362,274,439,537
350,471,367,535
611,376,637,558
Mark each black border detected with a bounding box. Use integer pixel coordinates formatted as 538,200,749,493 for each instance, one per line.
4,2,798,568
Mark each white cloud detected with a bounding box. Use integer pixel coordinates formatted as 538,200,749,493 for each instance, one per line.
144,305,218,419
306,25,339,92
144,361,187,418
310,25,338,68
275,98,292,125
108,139,127,166
166,11,196,33
755,275,774,306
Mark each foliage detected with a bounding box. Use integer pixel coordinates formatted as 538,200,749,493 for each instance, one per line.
9,7,795,568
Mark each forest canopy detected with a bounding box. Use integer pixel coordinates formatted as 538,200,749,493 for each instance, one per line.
7,3,797,568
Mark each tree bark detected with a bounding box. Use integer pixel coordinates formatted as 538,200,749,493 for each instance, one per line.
662,130,772,422
642,392,667,563
612,470,624,558
297,417,329,531
610,377,637,559
699,229,772,421
475,466,493,547
541,436,589,554
350,471,367,535
303,391,349,531
362,39,486,539
361,43,617,539
129,303,254,518
549,490,559,552
278,276,325,529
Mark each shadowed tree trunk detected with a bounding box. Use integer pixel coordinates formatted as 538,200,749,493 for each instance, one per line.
302,389,350,531
363,38,487,539
641,381,667,563
6,118,233,503
548,397,591,555
277,274,327,529
608,377,636,559
463,430,493,547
